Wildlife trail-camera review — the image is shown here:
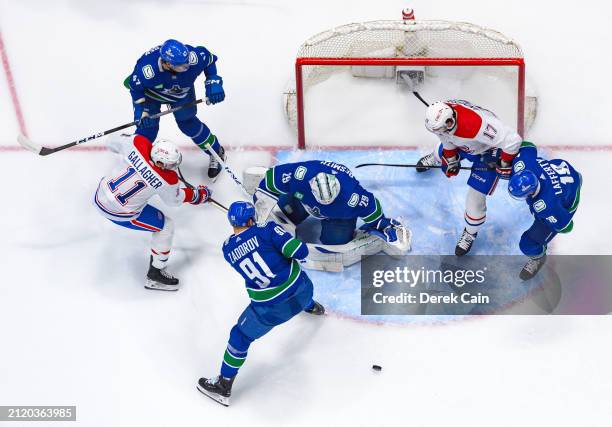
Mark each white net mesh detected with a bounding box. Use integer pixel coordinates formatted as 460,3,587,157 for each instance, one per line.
284,20,524,136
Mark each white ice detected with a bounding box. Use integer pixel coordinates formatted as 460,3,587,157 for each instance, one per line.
0,1,611,426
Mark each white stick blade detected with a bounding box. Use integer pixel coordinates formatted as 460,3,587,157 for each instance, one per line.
17,134,42,154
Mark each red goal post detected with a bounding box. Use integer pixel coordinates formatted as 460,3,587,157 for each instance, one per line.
286,20,526,149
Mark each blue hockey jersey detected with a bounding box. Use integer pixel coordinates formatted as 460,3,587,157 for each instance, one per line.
124,44,218,104
512,141,582,233
223,221,309,305
257,160,385,225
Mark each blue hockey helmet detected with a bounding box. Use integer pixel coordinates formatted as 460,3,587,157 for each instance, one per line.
508,169,540,200
228,201,256,227
160,39,189,67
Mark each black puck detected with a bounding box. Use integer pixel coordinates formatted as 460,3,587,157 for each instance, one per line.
372,364,382,372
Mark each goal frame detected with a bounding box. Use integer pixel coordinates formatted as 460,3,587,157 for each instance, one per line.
294,57,526,149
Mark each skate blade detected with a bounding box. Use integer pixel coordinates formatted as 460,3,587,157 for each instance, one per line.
144,279,180,291
196,384,230,407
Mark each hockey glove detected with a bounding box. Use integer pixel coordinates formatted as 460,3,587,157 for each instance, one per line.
185,185,212,205
134,103,155,129
362,217,401,244
205,75,225,104
496,151,515,179
441,155,460,177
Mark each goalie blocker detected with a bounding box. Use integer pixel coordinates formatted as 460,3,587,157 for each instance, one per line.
243,167,411,272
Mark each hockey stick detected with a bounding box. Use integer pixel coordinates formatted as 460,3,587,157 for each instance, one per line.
177,167,228,212
355,162,492,172
17,98,207,156
207,146,251,197
412,91,429,107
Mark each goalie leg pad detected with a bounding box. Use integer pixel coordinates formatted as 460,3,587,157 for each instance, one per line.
303,232,385,272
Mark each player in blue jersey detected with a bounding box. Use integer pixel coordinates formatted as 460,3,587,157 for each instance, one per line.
252,160,409,248
508,141,582,280
124,39,226,180
197,201,324,406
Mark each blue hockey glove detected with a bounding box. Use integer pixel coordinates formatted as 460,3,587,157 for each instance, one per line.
134,103,155,128
205,75,225,104
361,217,401,243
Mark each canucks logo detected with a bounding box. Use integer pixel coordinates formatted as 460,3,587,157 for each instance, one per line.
533,199,546,212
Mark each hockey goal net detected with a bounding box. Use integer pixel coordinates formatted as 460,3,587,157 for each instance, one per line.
283,17,529,149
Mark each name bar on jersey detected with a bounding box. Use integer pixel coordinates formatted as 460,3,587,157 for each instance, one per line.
128,150,163,189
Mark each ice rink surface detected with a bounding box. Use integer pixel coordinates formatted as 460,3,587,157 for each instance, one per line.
1,0,612,426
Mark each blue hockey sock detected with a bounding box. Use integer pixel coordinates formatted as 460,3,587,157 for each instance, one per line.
220,344,247,378
220,325,254,378
197,131,222,156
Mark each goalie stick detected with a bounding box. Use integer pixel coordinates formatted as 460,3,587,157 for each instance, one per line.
17,98,208,156
355,162,492,172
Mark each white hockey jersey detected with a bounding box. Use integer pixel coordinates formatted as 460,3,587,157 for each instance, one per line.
94,134,185,221
437,100,522,156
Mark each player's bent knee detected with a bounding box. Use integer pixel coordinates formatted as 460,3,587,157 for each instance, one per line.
229,325,254,350
519,233,542,257
136,126,159,142
176,117,207,139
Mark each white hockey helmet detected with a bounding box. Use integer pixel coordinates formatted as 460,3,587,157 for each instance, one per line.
309,172,341,205
425,102,456,134
150,139,182,170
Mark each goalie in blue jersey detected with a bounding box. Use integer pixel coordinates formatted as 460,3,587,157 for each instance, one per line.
124,39,226,180
250,161,411,254
508,141,582,280
197,201,324,406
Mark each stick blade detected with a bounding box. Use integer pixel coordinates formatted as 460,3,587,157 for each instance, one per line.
17,134,43,155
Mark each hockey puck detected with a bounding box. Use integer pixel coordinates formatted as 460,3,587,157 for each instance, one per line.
372,364,382,372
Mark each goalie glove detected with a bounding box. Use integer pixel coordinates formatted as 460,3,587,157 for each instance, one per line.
361,217,401,244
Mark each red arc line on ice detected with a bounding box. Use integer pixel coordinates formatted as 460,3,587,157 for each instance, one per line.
0,29,28,137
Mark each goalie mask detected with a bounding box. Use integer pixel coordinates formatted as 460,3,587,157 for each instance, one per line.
425,102,456,134
309,172,341,205
151,139,182,170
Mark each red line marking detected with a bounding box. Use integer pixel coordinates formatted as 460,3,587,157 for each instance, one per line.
0,30,28,137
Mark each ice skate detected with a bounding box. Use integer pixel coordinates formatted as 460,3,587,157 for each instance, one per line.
519,255,547,281
455,229,477,256
304,300,325,315
208,146,225,181
197,375,235,407
416,152,440,172
145,256,180,291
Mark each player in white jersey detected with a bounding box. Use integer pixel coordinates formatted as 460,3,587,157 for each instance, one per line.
416,100,523,255
94,134,212,290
